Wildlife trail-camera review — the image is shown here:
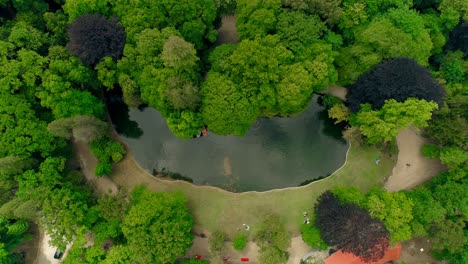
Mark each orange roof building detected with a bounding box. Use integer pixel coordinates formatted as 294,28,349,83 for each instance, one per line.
324,244,402,264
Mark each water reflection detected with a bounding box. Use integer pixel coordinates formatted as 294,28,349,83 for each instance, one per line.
109,95,349,192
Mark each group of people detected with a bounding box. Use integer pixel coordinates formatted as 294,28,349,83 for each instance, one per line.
303,212,310,224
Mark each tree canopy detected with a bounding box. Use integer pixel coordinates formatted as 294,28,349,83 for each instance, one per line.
315,191,390,262
67,14,126,67
347,57,445,112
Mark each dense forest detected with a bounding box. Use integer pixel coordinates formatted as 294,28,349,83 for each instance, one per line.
0,0,466,263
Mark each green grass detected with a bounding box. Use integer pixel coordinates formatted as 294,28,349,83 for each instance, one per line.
112,142,394,237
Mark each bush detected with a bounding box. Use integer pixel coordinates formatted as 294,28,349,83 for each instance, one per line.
301,224,328,250
90,136,126,164
232,233,247,251
421,144,440,158
67,14,126,67
321,94,343,109
209,230,227,254
95,162,112,177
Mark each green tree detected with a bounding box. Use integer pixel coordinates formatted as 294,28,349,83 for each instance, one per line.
209,230,227,255
407,188,446,237
236,0,282,39
431,219,466,253
232,232,247,250
122,188,193,264
161,35,199,72
353,99,439,143
365,190,414,242
256,213,290,264
103,245,132,264
47,115,109,143
201,72,257,136
328,104,350,124
0,93,59,158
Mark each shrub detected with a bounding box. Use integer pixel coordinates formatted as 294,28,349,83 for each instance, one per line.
232,233,247,251
301,224,328,250
421,144,440,158
95,162,112,177
209,230,227,254
90,136,126,164
321,94,343,109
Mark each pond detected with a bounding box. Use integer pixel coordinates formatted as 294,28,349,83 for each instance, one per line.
108,94,349,192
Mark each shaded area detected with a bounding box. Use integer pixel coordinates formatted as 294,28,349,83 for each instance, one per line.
105,88,143,139
110,95,348,192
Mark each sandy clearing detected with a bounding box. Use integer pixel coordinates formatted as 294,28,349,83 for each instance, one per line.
287,236,312,264
34,233,71,264
322,86,348,101
215,15,239,45
384,127,444,191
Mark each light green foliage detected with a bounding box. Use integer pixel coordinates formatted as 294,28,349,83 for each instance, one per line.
209,230,227,254
354,99,438,143
301,224,327,250
332,186,366,207
421,12,446,56
276,63,314,114
44,10,68,45
94,162,113,177
161,35,199,71
232,232,247,250
112,0,216,47
0,93,58,157
63,0,112,22
103,245,132,264
0,47,47,96
47,115,108,143
439,0,468,24
365,190,414,242
433,179,468,218
256,213,290,264
166,110,203,139
122,189,193,264
8,21,48,51
283,0,344,26
90,136,125,176
277,10,326,54
201,72,257,136
236,0,282,39
439,146,468,170
95,56,118,90
6,220,28,236
16,157,92,249
338,8,433,84
328,104,350,124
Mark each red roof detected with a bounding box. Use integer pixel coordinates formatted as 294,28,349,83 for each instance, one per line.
324,244,402,264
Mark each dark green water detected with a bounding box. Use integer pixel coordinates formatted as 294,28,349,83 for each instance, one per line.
109,95,348,192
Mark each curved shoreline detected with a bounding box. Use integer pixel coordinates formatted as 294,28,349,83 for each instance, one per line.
112,128,351,194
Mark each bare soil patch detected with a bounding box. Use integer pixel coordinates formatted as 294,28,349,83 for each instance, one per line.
384,127,444,191
215,15,239,45
322,86,347,101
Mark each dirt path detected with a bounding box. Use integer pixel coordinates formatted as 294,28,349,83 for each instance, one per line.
287,236,312,264
215,15,239,45
322,86,347,101
384,127,444,191
73,140,118,195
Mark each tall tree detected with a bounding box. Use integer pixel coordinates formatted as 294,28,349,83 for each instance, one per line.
353,99,439,143
347,57,445,112
315,191,390,262
47,115,108,143
67,14,126,67
121,188,193,264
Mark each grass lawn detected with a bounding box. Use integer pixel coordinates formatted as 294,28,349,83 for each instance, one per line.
111,141,394,238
